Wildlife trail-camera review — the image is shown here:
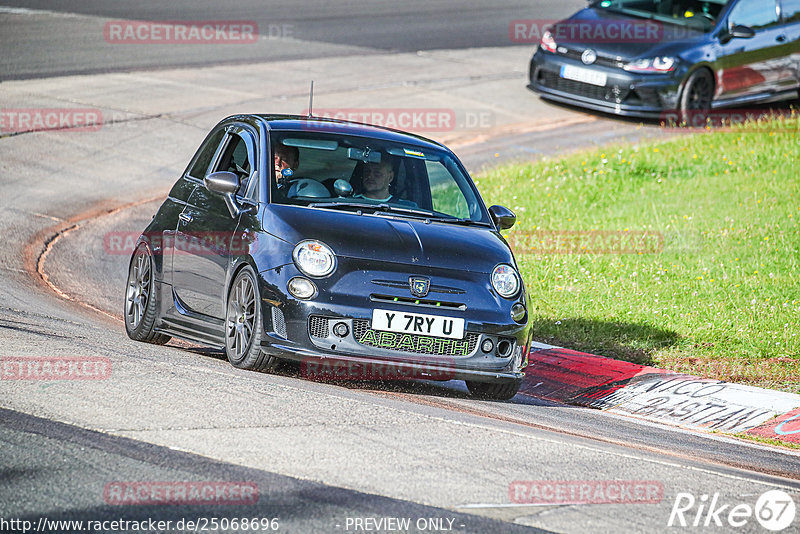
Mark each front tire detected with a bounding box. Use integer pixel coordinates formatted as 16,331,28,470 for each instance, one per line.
124,244,170,344
225,266,278,371
466,379,522,401
679,69,714,124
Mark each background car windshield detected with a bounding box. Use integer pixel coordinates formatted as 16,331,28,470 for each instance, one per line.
594,0,728,30
270,131,489,223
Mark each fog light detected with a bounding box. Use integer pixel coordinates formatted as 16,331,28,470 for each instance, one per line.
288,277,316,299
481,338,494,353
511,303,526,322
333,321,349,338
497,339,513,358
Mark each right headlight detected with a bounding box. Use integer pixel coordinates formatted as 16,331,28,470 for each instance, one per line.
623,56,677,73
292,240,336,278
491,264,521,298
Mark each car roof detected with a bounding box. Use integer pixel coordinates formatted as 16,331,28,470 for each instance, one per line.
225,113,449,152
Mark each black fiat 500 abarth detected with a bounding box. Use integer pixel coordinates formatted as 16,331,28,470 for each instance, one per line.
124,114,531,400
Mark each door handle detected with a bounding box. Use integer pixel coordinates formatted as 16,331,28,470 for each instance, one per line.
777,34,786,42
178,213,194,224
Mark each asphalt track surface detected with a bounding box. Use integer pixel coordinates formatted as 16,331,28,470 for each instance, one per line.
0,0,573,79
2,2,800,533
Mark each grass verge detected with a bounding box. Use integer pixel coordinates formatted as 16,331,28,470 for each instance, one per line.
477,117,799,394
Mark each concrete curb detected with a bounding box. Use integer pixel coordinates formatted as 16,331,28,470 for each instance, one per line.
522,345,800,446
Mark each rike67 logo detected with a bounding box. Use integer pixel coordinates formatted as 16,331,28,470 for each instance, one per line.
669,490,796,531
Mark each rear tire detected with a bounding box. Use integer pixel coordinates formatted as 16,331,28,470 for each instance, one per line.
466,379,522,401
124,244,171,345
225,266,278,371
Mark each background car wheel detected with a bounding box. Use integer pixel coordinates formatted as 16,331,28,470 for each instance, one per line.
225,266,278,371
465,379,522,401
679,69,714,123
124,244,170,344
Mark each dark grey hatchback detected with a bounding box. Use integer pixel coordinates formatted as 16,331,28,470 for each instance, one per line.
528,0,800,118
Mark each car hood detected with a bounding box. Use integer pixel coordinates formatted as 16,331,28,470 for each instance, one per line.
268,205,514,273
554,7,705,59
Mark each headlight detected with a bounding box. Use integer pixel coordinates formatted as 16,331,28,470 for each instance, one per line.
540,30,557,53
491,264,520,298
623,56,677,73
292,240,336,277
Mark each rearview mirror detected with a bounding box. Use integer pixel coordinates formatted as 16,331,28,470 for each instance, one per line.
347,147,381,163
489,205,516,230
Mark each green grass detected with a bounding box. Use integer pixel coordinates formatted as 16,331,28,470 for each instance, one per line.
476,118,800,393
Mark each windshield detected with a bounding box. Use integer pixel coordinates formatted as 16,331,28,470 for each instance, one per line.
593,0,728,31
269,131,490,224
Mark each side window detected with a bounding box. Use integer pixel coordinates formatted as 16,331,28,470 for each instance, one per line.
425,161,470,219
213,132,255,197
188,129,225,180
728,0,779,29
782,0,800,23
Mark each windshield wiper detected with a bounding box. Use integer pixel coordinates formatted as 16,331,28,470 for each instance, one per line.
310,201,488,226
309,201,371,212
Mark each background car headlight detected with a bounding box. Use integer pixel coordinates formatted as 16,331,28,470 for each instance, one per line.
623,56,677,73
491,264,520,298
293,240,336,277
540,30,557,53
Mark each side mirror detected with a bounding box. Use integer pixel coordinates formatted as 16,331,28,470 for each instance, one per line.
489,205,516,230
204,171,240,195
728,24,755,39
204,171,253,218
333,179,353,197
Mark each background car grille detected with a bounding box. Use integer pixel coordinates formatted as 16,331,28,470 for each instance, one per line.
308,315,329,338
538,71,629,103
352,319,479,356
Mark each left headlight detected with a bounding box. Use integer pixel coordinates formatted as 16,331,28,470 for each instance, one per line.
623,56,677,73
293,240,336,277
491,264,520,299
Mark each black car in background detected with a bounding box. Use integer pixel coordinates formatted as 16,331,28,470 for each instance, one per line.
124,115,531,400
528,0,800,118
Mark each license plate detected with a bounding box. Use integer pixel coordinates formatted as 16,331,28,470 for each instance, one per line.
371,309,465,340
561,65,607,87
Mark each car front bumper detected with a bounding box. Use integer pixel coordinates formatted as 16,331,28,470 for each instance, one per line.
257,268,531,384
529,48,685,119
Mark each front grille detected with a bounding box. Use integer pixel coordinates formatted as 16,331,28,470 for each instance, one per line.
308,316,329,338
370,294,466,311
271,306,287,339
371,279,465,295
561,49,620,68
352,320,479,357
539,71,629,103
